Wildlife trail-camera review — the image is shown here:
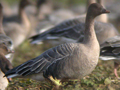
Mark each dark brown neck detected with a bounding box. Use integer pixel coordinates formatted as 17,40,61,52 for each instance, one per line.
0,10,5,35
83,14,97,43
19,6,25,20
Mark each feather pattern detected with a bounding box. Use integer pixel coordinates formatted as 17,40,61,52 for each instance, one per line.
100,36,120,60
30,17,85,44
5,43,74,77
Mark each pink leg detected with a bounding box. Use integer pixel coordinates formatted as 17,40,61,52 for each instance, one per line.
114,62,120,79
7,78,12,82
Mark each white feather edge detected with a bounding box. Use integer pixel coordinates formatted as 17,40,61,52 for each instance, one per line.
7,74,20,78
99,56,118,60
31,36,77,44
5,54,12,59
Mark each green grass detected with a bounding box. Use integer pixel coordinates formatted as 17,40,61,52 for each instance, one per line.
3,0,86,6
3,0,18,5
6,41,120,90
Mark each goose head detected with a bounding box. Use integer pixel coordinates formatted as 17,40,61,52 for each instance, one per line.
0,44,13,73
0,44,14,55
87,3,110,18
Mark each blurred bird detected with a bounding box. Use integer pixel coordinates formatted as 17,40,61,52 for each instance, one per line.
100,35,120,79
30,0,118,46
5,3,109,88
3,0,32,48
0,3,14,62
0,44,13,90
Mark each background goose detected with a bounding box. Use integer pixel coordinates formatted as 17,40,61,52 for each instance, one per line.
30,0,77,38
30,0,107,39
0,44,13,90
30,0,118,46
0,3,14,62
100,35,120,79
5,3,109,87
33,0,96,36
3,0,31,48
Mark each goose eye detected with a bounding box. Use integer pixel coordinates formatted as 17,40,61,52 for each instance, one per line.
8,41,12,45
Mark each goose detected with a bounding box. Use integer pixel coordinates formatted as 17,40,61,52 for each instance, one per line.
100,35,120,79
5,3,110,87
3,0,31,48
0,44,13,90
0,3,14,62
30,0,118,46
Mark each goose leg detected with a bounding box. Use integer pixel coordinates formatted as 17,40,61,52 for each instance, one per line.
48,76,62,87
7,78,12,82
114,62,120,79
47,76,62,90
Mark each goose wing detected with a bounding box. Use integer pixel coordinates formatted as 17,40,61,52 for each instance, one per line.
100,36,120,60
30,17,85,44
5,43,74,78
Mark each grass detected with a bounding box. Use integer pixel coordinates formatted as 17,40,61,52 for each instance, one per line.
3,0,18,5
3,0,86,8
6,41,120,90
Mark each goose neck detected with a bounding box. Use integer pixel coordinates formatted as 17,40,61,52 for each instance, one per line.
83,14,97,44
0,10,5,35
19,7,31,31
